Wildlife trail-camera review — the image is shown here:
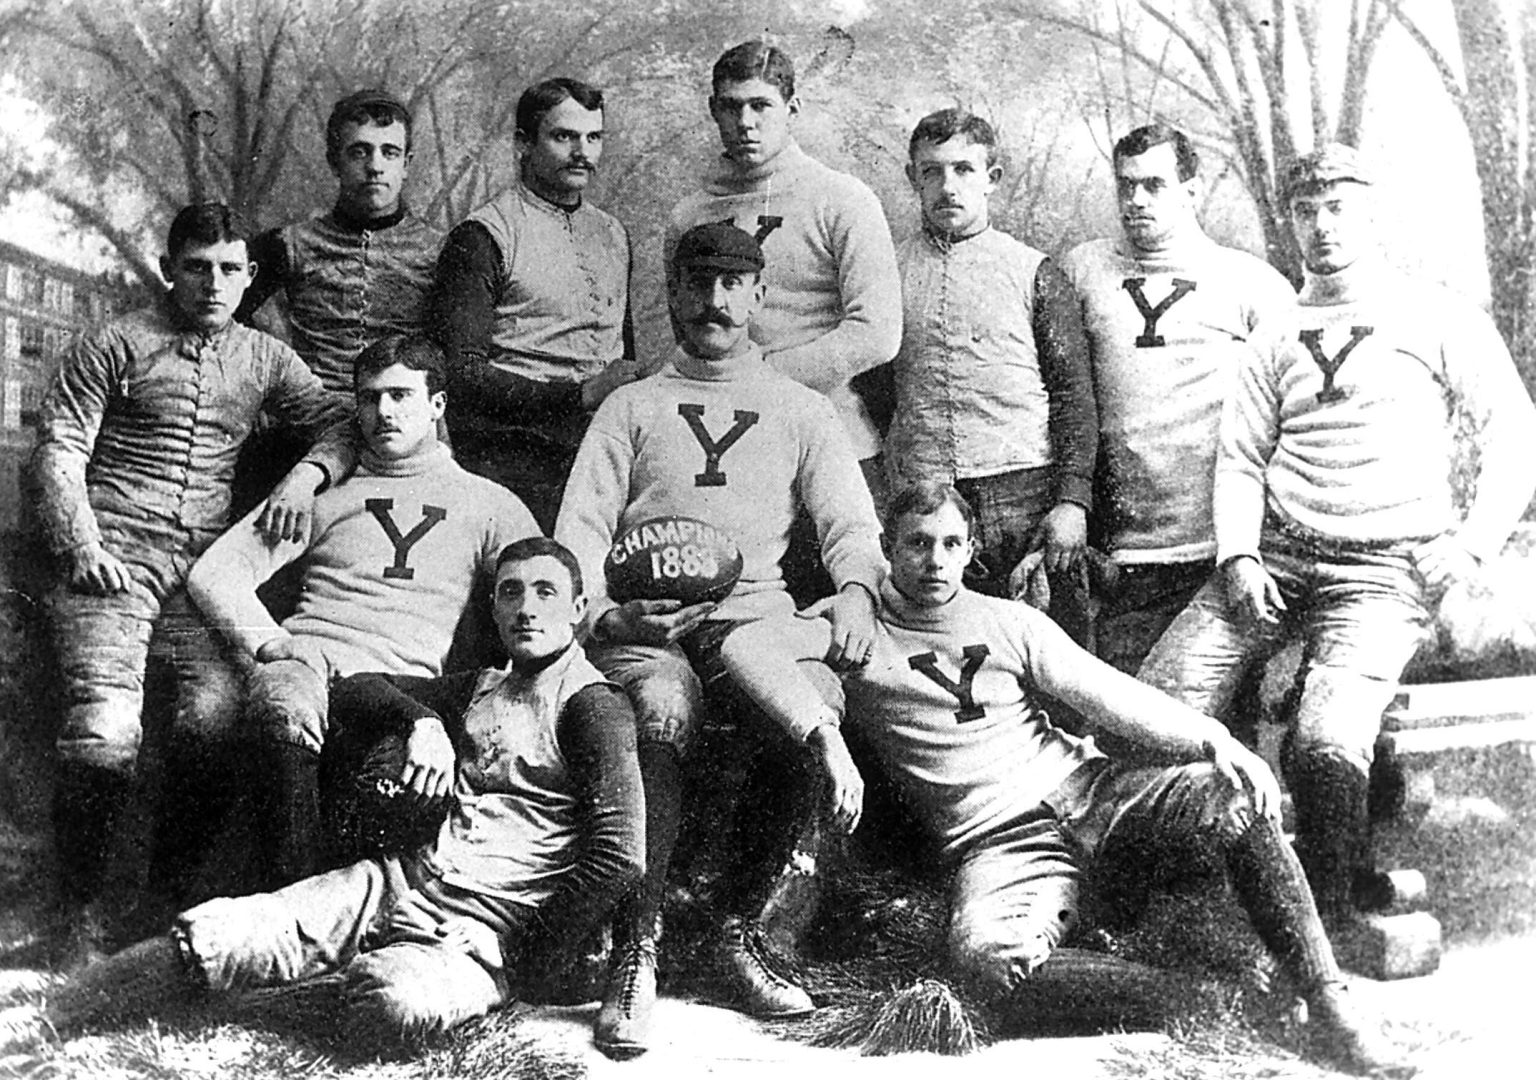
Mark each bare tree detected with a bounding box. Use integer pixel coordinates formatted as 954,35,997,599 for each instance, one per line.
1023,0,1399,282
1392,0,1536,387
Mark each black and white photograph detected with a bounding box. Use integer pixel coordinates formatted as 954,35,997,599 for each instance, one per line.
0,1,1532,1076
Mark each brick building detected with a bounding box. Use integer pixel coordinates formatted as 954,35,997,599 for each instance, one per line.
0,240,129,533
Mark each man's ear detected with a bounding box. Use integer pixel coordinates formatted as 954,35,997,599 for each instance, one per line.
785,94,801,117
905,161,919,191
987,164,1003,185
158,254,173,284
570,592,590,624
879,530,891,561
429,390,447,421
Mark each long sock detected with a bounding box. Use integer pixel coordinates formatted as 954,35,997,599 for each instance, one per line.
1225,815,1340,990
1003,947,1201,1033
52,764,133,912
44,935,196,1034
1284,747,1372,923
622,742,683,940
261,743,322,888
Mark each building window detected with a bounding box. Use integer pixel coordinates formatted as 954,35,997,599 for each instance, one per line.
22,269,45,307
74,288,96,321
19,324,44,360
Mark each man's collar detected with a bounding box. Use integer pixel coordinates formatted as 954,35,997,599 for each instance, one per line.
331,201,409,233
519,177,582,215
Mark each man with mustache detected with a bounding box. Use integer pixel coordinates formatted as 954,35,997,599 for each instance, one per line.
555,223,884,1057
233,90,442,520
187,335,537,891
889,108,1095,636
432,77,641,532
1060,124,1296,675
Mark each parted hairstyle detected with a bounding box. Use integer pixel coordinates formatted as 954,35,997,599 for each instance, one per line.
884,480,977,540
910,108,1000,169
515,78,605,142
495,536,585,596
326,89,413,162
711,40,795,101
352,334,446,397
1113,123,1199,182
166,203,250,260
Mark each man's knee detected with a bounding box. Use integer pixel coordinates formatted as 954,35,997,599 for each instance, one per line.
593,644,704,753
56,699,143,774
1290,665,1393,771
245,661,330,754
342,949,493,1045
1155,762,1260,844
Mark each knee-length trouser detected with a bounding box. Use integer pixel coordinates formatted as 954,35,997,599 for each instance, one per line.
177,854,530,1043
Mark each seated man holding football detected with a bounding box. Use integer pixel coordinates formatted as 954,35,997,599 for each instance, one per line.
0,536,643,1055
717,481,1409,1076
554,222,885,1058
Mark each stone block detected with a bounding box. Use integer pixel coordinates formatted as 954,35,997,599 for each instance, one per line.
1333,911,1442,981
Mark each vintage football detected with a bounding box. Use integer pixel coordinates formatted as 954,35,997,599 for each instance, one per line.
604,516,743,605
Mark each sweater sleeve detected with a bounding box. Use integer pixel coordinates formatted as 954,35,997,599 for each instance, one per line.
1441,305,1536,561
431,221,587,417
760,182,902,390
328,670,482,747
1032,257,1097,510
235,227,291,325
29,330,119,553
261,340,351,439
185,504,310,660
1020,604,1227,760
552,398,633,625
800,397,887,596
531,683,645,945
1213,335,1283,565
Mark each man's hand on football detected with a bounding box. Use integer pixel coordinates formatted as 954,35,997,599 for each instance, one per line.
808,725,864,833
69,541,133,595
257,461,327,544
402,716,455,804
1222,555,1285,626
825,583,877,669
599,598,717,646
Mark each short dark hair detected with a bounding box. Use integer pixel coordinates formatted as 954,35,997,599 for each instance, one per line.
884,481,976,540
352,334,446,396
909,108,1000,169
495,536,584,596
515,78,604,142
711,40,795,101
1113,123,1198,182
166,203,250,260
326,89,413,162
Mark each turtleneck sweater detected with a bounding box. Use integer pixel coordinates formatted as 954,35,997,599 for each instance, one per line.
842,580,1224,856
1216,257,1536,564
1060,234,1296,563
188,441,537,676
238,202,443,394
665,141,900,458
554,343,885,625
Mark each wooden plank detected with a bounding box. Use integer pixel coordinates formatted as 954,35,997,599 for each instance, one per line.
1384,676,1536,731
1379,716,1536,756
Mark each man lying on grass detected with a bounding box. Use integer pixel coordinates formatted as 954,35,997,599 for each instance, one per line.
0,537,642,1052
717,481,1414,1077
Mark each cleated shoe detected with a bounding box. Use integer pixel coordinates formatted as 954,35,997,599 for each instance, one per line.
1307,979,1416,1077
594,934,658,1060
717,916,814,1018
